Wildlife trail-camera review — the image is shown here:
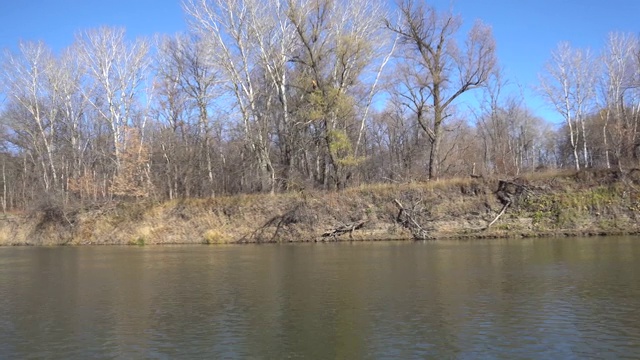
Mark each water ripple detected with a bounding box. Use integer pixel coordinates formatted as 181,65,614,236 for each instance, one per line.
1,239,640,358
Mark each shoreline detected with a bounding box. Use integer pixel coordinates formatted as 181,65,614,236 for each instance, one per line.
3,229,639,247
1,169,639,246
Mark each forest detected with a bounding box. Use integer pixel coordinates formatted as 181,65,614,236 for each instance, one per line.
1,0,639,212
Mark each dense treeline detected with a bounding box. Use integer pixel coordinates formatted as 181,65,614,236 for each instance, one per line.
0,0,639,211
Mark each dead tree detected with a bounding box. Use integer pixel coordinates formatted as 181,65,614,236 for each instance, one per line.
321,220,367,239
394,199,431,240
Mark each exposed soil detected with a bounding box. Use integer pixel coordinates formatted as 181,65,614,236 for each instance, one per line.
1,169,639,246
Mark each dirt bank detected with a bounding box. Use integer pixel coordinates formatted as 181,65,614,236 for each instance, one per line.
1,169,639,245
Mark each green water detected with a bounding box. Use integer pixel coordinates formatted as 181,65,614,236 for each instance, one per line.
1,237,640,358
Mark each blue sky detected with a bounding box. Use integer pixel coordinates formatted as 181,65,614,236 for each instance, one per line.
1,0,638,124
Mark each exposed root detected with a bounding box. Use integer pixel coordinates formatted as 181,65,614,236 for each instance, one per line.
484,179,530,230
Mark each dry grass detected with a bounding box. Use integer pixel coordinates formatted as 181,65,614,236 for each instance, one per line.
1,169,639,246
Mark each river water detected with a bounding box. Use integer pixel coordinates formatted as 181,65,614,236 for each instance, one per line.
1,237,639,359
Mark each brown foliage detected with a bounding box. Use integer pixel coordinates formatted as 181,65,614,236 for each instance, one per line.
111,128,154,198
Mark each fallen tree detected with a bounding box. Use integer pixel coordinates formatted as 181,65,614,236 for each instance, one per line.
394,199,431,240
322,220,367,239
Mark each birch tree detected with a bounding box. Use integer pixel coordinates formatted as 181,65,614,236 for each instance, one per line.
50,47,91,190
572,48,597,168
75,27,150,174
539,42,596,170
184,0,277,193
598,33,639,169
1,41,60,190
248,0,298,189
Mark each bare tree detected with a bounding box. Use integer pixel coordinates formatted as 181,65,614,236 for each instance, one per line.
597,33,639,169
49,47,92,195
386,0,496,180
184,0,277,193
573,48,598,168
247,0,298,189
367,104,426,182
1,41,60,190
475,69,514,174
539,42,596,170
75,27,150,174
155,34,221,196
154,36,194,198
475,69,555,175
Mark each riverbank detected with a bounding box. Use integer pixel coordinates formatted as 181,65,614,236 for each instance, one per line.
1,169,639,245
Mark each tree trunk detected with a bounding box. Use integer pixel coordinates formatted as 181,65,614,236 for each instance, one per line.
429,106,444,180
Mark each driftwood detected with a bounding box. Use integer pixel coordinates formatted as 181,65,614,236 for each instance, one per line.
322,220,367,238
394,199,431,240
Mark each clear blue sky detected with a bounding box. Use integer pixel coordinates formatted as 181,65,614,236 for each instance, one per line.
1,0,638,123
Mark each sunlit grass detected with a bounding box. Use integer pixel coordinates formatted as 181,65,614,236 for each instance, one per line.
1,169,639,246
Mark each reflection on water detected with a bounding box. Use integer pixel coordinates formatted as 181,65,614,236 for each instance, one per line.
1,237,640,358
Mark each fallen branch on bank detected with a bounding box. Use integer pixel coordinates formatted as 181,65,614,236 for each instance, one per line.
483,201,511,230
394,199,431,240
484,179,529,230
322,220,367,238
